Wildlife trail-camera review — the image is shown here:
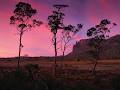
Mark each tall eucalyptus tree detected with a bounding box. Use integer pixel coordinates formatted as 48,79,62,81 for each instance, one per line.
10,2,42,70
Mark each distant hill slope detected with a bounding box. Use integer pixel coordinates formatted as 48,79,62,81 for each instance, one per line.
67,35,120,60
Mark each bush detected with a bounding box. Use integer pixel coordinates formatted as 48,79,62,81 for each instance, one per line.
75,81,93,90
0,69,49,90
111,75,120,90
43,76,71,90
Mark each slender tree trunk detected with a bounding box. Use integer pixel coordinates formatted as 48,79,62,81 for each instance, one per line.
18,30,23,70
92,48,99,77
61,51,65,68
54,33,57,76
62,52,65,61
92,59,97,76
77,51,79,61
54,34,57,65
61,44,66,66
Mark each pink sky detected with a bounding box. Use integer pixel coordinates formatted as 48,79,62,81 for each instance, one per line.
0,0,120,57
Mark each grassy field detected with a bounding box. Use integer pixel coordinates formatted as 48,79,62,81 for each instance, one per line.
0,59,120,78
0,59,120,71
0,58,120,90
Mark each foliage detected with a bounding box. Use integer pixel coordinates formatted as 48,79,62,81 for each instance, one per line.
10,2,42,70
48,5,69,76
0,69,72,90
10,2,42,31
48,10,65,34
48,5,83,63
87,19,116,59
75,81,93,90
87,19,116,52
60,24,83,56
87,19,116,75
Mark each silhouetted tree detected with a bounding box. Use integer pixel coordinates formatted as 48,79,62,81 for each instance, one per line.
87,19,116,75
10,2,42,70
60,24,83,62
48,4,68,75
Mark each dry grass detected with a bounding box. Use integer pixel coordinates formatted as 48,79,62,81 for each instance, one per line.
0,58,120,90
0,59,120,75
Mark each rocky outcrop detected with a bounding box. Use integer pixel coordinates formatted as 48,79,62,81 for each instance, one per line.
67,35,120,60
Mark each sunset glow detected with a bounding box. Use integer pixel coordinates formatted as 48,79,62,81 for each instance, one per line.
0,0,120,57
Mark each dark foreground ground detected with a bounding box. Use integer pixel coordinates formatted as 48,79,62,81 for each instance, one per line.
0,59,120,90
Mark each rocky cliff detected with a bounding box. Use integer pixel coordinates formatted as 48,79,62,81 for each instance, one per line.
67,35,120,60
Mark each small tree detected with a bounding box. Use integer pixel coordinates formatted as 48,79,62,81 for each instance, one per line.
10,2,42,70
87,19,116,75
60,24,83,61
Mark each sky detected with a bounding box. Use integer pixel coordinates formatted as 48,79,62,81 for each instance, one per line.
0,0,120,57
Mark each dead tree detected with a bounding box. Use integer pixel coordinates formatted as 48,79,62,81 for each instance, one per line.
60,24,83,63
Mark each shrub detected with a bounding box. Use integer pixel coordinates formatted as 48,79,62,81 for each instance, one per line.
111,75,120,90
